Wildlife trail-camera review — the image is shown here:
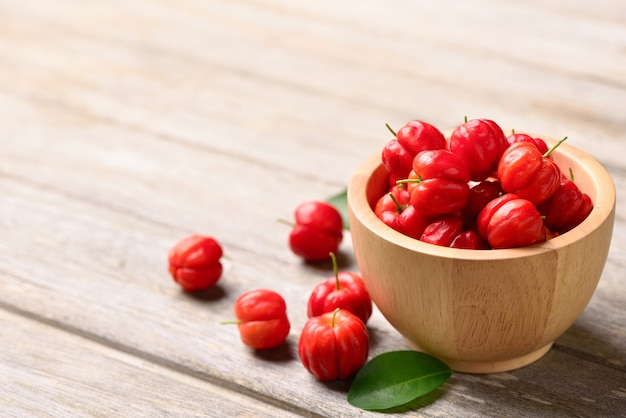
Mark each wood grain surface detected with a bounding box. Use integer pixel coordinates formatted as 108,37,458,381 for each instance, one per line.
1,0,624,417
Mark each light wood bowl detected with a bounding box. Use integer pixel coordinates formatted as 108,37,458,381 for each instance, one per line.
347,135,616,374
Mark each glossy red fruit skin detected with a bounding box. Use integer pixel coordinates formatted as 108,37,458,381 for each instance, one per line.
420,215,464,247
397,205,430,240
234,289,291,350
288,201,344,262
168,234,223,292
410,178,470,218
307,271,373,325
407,149,471,218
374,185,429,239
382,121,447,187
478,195,547,249
449,230,490,250
396,120,447,156
412,149,471,183
374,185,411,232
513,159,562,205
298,309,369,381
507,132,550,155
497,141,561,205
462,179,504,221
540,178,593,233
560,193,593,233
476,193,520,240
382,139,413,186
448,118,509,181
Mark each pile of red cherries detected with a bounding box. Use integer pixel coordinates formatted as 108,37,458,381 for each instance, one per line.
376,118,593,249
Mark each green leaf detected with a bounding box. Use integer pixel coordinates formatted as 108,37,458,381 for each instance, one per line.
347,351,452,411
326,189,349,230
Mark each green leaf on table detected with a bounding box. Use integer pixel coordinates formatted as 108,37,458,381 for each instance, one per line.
326,189,349,230
347,351,452,411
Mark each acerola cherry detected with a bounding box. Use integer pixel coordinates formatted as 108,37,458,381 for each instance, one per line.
395,120,447,156
374,186,430,239
476,193,520,240
168,234,223,292
298,309,369,381
462,179,504,221
497,138,565,205
402,149,471,218
539,177,593,233
420,215,464,247
412,148,471,183
409,178,469,218
382,139,414,186
288,201,343,262
448,118,509,181
229,289,291,350
560,193,593,233
374,185,411,233
382,121,446,186
507,132,549,155
477,194,546,249
307,253,372,325
449,230,490,250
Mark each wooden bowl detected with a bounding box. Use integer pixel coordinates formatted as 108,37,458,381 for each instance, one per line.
347,135,616,373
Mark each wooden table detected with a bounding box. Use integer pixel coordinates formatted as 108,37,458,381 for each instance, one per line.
1,0,624,416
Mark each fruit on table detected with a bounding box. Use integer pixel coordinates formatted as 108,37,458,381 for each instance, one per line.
168,234,223,292
298,308,369,381
230,289,290,350
307,253,372,325
288,201,343,262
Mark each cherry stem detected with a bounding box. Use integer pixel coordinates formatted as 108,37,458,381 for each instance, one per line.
277,218,295,227
543,136,568,158
331,308,340,327
385,123,397,137
388,192,405,213
220,320,242,325
396,178,422,186
464,115,468,123
569,167,575,182
222,253,233,261
330,252,341,290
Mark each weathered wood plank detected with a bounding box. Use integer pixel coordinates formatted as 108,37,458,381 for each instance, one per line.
0,0,624,416
0,309,306,418
0,0,625,175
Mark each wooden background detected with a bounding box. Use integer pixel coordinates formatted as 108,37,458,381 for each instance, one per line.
1,0,624,417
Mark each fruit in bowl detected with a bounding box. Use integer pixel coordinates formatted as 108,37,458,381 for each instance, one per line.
347,120,615,373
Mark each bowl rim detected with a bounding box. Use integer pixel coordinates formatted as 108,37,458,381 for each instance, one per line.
348,132,616,261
